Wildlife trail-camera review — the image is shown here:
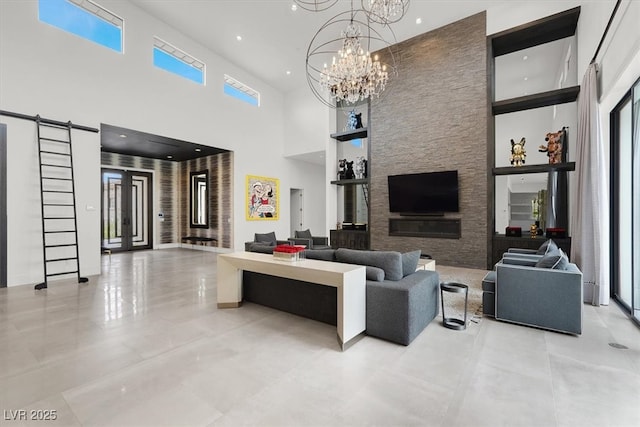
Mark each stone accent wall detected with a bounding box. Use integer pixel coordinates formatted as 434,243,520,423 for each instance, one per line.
369,12,488,268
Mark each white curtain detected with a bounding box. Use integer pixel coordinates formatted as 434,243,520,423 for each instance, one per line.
570,63,610,306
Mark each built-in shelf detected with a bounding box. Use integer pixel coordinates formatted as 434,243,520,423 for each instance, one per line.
492,86,580,115
493,162,575,176
330,178,369,185
330,128,368,141
491,7,580,56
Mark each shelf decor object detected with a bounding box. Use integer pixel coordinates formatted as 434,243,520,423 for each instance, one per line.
273,244,305,262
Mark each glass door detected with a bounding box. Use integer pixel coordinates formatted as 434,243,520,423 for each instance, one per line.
101,169,152,252
611,78,640,324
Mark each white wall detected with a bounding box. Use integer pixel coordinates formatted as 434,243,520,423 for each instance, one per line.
0,0,322,285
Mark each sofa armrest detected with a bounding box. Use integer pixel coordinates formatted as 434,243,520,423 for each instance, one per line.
499,257,538,267
312,236,329,246
276,239,292,246
507,248,538,255
288,237,312,248
366,270,440,345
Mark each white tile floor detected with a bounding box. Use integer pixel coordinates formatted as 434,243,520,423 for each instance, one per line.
0,248,638,427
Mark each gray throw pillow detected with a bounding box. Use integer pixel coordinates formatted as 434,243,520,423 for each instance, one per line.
295,229,313,239
255,232,276,246
335,248,403,281
366,266,385,282
401,250,421,277
536,239,558,255
553,248,570,270
535,247,563,269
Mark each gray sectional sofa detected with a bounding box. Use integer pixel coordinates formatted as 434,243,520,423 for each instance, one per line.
243,246,440,345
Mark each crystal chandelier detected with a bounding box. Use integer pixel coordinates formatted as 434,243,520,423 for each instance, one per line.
319,22,388,104
362,0,410,24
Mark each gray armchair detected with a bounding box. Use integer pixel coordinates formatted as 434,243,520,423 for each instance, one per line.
288,229,331,250
494,256,583,335
244,232,290,252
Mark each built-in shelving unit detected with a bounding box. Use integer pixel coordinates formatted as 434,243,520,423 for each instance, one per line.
493,161,575,176
487,6,581,269
330,108,370,250
330,128,368,141
492,86,580,115
330,178,369,185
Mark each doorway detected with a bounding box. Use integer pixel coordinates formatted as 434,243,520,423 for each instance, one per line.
290,188,304,236
611,77,640,325
101,169,153,252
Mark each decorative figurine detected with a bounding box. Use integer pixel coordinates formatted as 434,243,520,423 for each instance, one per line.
345,109,363,131
510,137,526,166
539,129,564,164
345,161,355,179
530,223,538,237
337,159,346,180
355,156,365,179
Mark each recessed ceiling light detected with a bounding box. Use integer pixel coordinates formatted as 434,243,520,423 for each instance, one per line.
286,70,291,75
119,134,127,138
523,55,528,61
291,4,297,11
167,155,173,159
195,148,201,152
236,35,242,41
416,17,422,24
524,76,528,81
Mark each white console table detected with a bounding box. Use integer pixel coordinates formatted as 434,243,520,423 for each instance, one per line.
217,252,367,350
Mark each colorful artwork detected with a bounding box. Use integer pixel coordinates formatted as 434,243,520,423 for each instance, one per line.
246,175,279,220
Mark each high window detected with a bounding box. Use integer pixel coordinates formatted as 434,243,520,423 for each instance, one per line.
224,75,260,107
38,0,124,53
153,37,205,85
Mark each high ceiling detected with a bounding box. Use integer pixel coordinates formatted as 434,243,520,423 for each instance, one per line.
109,1,576,161
129,0,516,95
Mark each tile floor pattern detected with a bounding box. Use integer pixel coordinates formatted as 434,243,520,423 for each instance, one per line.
0,248,639,427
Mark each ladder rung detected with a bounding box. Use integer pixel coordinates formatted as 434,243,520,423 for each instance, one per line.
44,217,75,220
40,137,70,144
46,257,78,263
42,177,72,181
40,150,70,156
42,163,72,168
42,190,73,193
43,203,74,206
40,122,69,130
45,230,76,234
45,243,77,248
46,271,78,277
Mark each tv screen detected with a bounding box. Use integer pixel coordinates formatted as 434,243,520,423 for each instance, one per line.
387,171,459,213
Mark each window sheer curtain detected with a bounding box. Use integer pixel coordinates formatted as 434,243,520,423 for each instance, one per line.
571,62,610,306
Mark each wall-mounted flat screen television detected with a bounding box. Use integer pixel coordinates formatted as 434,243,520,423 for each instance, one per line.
387,170,459,214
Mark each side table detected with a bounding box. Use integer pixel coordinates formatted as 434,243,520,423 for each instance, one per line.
440,282,469,330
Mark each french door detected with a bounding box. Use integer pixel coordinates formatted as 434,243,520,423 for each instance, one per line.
101,169,153,252
611,78,640,324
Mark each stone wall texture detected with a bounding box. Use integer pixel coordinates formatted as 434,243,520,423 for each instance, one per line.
369,12,488,268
